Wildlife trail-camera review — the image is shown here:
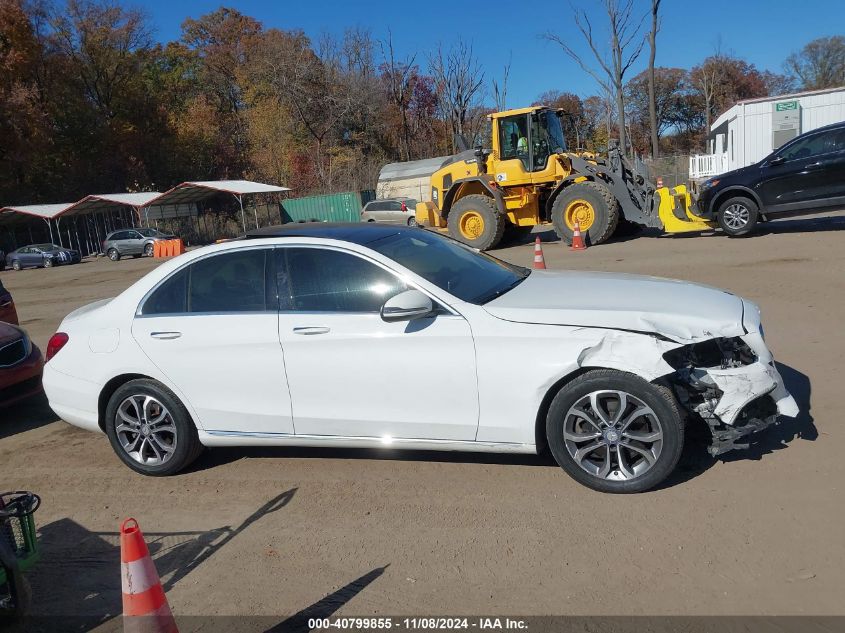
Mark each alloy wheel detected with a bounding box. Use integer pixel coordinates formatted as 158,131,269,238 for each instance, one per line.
722,203,750,230
114,394,178,466
563,390,663,481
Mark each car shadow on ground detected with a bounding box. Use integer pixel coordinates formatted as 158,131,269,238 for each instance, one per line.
16,489,296,631
0,393,57,440
189,444,558,474
658,361,816,489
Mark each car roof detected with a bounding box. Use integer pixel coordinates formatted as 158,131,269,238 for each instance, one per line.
244,223,412,245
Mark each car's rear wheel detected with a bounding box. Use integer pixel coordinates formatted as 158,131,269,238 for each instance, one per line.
105,379,203,476
43,258,53,268
107,248,121,261
546,369,684,493
717,196,758,237
407,216,417,227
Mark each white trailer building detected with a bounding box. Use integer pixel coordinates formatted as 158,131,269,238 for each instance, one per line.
689,86,845,179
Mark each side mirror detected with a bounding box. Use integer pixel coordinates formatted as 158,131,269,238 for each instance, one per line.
380,289,434,323
769,155,785,166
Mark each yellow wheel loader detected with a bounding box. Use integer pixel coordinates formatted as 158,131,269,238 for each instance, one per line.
415,105,715,250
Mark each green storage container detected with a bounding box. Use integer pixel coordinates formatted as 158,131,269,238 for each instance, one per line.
281,190,375,224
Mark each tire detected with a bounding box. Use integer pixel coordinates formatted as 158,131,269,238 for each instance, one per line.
11,260,21,271
717,196,758,237
143,243,154,256
42,258,53,268
107,248,121,261
0,575,31,617
105,379,203,476
551,181,619,246
447,194,506,250
546,369,684,493
407,216,417,227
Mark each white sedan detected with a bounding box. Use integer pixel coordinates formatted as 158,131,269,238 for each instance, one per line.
43,224,798,493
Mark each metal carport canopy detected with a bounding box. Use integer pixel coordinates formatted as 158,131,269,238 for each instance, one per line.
146,180,291,231
58,192,163,218
0,203,73,244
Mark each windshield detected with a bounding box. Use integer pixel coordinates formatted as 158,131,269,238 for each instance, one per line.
368,230,530,304
540,111,566,154
137,228,165,237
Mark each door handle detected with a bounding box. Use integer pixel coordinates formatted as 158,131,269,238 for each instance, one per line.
150,331,182,340
292,326,330,335
804,161,822,168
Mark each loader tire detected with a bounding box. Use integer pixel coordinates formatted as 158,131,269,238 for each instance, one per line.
448,194,506,250
551,181,619,246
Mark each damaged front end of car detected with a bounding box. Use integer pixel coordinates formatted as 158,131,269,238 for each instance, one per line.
661,332,799,456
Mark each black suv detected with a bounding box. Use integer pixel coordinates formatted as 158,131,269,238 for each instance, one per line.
697,121,845,236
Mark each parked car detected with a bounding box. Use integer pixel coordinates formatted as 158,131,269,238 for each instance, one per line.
698,121,845,236
0,322,43,408
4,244,80,270
0,279,18,324
42,223,797,492
361,198,418,226
103,228,176,261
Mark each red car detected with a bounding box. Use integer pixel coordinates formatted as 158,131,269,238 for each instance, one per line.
0,322,43,408
0,278,17,324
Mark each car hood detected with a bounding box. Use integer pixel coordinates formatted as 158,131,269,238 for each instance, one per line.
483,270,747,343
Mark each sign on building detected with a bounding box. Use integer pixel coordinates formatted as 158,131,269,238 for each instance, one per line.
773,100,801,149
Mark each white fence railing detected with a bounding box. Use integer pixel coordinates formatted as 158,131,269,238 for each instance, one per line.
689,153,729,179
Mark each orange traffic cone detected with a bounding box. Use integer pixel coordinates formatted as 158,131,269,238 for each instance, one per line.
571,221,587,251
533,236,546,269
121,518,178,633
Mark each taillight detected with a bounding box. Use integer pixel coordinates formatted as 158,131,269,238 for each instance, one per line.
46,332,69,362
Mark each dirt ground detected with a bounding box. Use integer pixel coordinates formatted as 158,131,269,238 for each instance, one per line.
1,214,844,627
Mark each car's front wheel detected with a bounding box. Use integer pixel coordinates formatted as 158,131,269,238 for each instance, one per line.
546,369,684,493
717,196,758,237
43,258,53,268
144,243,154,257
105,379,203,476
11,260,21,271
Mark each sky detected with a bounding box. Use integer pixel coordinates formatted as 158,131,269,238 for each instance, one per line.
140,0,844,105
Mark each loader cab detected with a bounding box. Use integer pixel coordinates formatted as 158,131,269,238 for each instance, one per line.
493,107,567,178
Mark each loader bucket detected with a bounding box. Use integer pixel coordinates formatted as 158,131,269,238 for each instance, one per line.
656,185,716,233
416,201,447,228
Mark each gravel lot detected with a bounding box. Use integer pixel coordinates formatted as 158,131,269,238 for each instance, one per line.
1,215,843,626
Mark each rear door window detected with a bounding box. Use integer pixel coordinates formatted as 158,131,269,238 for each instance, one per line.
141,249,271,315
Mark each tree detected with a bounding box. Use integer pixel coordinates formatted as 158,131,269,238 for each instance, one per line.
785,36,845,90
625,67,686,153
429,42,485,152
691,54,768,134
546,0,646,157
646,0,660,158
492,53,511,111
381,31,416,161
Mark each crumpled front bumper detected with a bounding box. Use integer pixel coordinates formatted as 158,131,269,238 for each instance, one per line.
675,329,799,456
